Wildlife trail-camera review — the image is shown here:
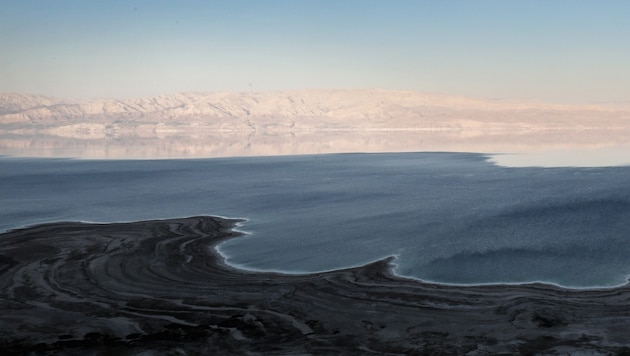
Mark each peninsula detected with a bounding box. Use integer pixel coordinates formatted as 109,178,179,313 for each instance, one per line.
2,216,629,354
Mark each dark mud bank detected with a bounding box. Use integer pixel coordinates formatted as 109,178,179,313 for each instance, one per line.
1,216,630,355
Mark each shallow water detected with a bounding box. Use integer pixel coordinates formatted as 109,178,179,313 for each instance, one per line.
1,152,630,288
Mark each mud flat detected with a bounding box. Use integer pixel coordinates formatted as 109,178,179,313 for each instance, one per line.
1,216,630,355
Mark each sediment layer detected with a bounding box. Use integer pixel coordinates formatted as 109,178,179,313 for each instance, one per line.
1,216,629,354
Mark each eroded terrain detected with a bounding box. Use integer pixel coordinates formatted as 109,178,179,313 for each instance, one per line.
1,216,630,354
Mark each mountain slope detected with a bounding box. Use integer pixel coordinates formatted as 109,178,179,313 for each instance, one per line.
1,90,629,138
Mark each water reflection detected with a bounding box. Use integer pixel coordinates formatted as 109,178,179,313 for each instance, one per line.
1,128,629,167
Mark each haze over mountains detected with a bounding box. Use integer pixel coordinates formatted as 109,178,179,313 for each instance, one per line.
1,89,629,159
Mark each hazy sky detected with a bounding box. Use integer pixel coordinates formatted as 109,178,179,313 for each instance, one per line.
1,1,629,103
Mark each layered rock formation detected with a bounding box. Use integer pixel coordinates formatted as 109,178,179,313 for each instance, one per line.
2,216,630,354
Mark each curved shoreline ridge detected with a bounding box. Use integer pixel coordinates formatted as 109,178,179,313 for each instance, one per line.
2,217,630,354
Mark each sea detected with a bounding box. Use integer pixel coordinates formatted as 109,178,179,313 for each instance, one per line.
2,152,630,288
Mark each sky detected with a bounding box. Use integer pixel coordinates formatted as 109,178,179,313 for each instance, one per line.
1,0,629,103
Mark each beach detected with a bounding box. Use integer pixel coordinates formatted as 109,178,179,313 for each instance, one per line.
1,216,630,354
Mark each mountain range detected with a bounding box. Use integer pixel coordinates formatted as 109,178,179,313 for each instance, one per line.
2,89,629,140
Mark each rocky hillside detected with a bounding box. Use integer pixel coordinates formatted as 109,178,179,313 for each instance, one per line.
2,90,628,139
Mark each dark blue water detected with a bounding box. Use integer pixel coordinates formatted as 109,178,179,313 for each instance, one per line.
1,153,630,288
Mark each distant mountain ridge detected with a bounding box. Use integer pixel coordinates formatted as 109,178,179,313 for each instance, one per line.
1,90,629,140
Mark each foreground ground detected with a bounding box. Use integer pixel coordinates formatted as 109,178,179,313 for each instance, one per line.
1,216,630,355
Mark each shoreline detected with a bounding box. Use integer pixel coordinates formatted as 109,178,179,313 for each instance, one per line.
2,216,630,354
219,246,630,292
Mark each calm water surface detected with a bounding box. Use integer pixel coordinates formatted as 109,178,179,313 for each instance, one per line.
1,152,630,288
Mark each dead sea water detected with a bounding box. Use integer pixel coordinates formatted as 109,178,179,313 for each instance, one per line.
1,152,630,288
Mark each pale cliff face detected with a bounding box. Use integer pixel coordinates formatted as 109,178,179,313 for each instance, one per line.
1,90,629,159
0,89,626,129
